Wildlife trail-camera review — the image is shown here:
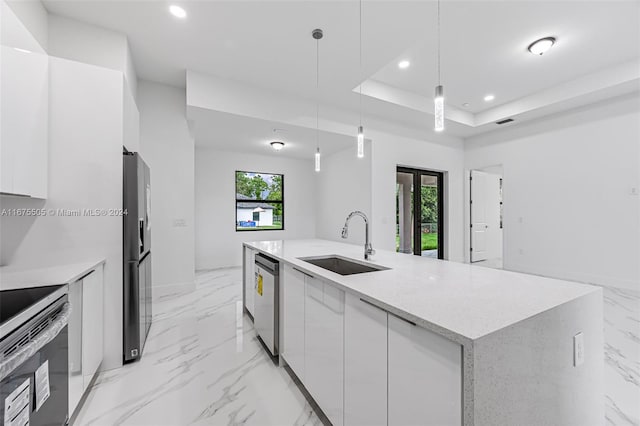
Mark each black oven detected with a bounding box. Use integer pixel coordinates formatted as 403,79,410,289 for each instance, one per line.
0,286,69,426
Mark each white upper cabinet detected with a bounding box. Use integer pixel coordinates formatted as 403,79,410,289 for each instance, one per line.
344,294,388,426
0,3,48,198
388,314,463,426
282,264,306,380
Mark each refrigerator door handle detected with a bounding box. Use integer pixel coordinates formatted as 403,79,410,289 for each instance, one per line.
139,218,144,254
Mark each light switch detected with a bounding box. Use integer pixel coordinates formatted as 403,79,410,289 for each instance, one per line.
573,332,584,367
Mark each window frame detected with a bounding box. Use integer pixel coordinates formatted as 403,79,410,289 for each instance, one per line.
235,170,284,232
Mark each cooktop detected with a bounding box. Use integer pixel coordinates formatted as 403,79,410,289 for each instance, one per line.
0,285,65,325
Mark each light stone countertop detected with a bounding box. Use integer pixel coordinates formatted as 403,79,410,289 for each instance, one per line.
0,259,105,290
244,239,600,343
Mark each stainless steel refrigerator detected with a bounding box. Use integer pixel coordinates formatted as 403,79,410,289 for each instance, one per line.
123,151,152,363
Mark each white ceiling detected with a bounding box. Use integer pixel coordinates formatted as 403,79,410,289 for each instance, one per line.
189,107,359,160
371,1,640,114
43,0,640,139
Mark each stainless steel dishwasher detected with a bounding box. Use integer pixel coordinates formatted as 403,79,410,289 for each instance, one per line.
254,253,279,356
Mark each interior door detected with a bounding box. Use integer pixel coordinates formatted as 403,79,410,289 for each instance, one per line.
470,170,489,262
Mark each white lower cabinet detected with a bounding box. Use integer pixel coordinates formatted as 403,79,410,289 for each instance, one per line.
305,277,344,426
282,265,306,380
388,314,462,426
67,280,83,416
68,265,105,417
282,264,461,426
344,294,388,426
243,247,256,317
81,266,104,390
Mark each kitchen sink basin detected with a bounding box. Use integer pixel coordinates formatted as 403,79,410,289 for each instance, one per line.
299,255,389,276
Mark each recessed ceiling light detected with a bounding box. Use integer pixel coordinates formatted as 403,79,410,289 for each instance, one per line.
528,37,556,55
398,60,410,69
484,94,495,102
270,141,285,151
169,5,187,18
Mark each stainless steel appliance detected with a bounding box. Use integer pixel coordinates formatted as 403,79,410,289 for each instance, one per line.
254,253,279,356
123,151,152,363
0,285,69,426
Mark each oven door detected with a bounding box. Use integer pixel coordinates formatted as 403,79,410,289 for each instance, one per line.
0,299,70,426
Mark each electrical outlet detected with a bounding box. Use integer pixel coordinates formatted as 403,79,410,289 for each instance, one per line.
573,332,584,367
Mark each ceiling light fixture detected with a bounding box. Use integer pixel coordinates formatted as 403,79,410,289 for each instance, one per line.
433,0,444,132
169,5,187,18
270,141,285,151
528,37,555,55
484,94,495,102
357,0,365,159
313,28,323,172
13,47,31,54
398,60,410,69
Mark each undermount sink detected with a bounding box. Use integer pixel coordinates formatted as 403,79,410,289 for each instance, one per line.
299,255,389,276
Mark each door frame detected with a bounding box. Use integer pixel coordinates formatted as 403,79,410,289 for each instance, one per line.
397,167,444,259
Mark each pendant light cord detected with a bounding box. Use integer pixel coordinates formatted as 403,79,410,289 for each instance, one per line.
359,0,363,126
316,37,319,150
437,0,441,85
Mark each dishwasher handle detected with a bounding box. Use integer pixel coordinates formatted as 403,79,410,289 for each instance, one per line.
255,253,279,275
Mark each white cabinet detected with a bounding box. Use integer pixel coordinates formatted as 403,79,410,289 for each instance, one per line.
81,266,104,390
67,280,83,415
0,4,48,198
282,265,306,380
243,247,256,317
344,294,388,426
388,314,462,426
279,261,462,426
305,277,344,426
68,265,105,416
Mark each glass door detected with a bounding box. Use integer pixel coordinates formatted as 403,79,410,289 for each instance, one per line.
396,167,444,259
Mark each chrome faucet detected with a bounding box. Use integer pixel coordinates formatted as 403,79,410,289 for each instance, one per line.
341,211,375,260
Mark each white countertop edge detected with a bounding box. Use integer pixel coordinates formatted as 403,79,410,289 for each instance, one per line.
243,240,601,343
0,259,106,290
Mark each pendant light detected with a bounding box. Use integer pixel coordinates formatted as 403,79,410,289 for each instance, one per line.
434,0,444,132
356,0,365,158
313,29,323,172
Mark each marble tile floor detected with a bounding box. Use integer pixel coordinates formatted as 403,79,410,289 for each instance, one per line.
74,268,639,426
73,267,322,426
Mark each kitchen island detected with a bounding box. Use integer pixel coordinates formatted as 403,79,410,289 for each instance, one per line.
243,239,603,426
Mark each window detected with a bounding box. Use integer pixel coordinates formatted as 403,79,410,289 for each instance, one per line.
235,171,284,231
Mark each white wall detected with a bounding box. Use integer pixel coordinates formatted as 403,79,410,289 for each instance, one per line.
0,57,124,370
464,94,640,291
137,80,195,289
195,149,316,269
48,13,137,102
315,143,373,247
371,130,466,262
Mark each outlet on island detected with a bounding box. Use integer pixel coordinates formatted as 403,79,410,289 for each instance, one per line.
573,332,584,367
